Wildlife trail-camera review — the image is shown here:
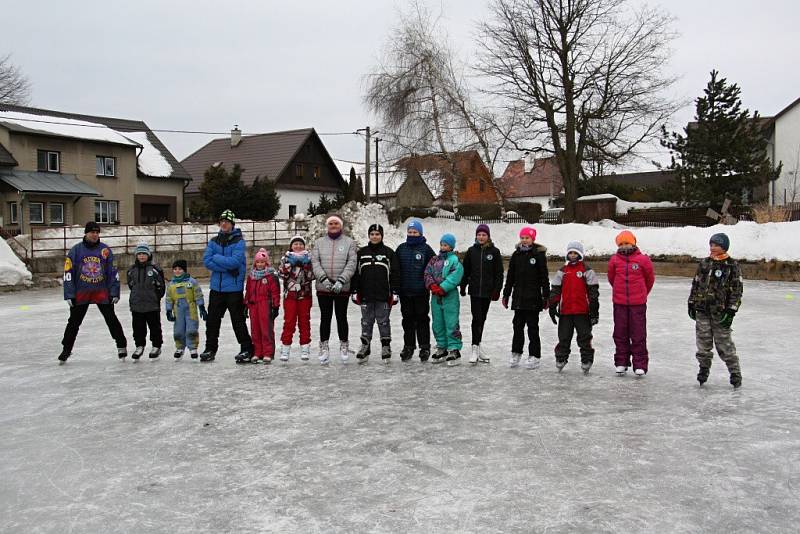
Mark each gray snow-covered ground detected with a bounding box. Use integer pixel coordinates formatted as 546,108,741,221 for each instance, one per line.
1,277,799,534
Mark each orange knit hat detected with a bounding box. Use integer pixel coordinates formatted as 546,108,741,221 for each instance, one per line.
615,230,637,247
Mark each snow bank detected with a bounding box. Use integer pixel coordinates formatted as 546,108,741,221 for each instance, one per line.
578,194,678,215
0,238,32,287
0,110,139,146
304,202,405,248
123,131,174,177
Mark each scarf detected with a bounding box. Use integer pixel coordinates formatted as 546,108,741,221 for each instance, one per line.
711,252,729,261
518,244,533,252
172,272,189,283
618,246,637,256
328,230,342,240
250,268,268,280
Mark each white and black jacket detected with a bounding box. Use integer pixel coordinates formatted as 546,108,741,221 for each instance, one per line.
352,242,400,302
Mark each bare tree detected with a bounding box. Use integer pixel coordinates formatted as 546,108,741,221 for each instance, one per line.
364,1,514,217
0,54,32,105
478,0,677,221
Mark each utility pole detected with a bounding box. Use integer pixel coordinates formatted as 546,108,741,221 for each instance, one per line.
374,137,381,203
364,127,371,200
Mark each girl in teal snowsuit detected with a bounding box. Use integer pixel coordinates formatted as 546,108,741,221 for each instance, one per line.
424,233,464,366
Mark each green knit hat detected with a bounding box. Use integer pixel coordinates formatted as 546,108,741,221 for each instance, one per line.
219,209,236,225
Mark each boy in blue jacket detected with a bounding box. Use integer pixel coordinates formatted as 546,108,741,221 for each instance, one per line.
199,209,253,362
395,220,436,362
58,221,127,362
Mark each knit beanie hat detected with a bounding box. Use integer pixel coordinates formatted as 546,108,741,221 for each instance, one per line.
615,230,637,247
326,215,343,226
368,223,384,237
519,226,537,241
440,233,456,250
254,247,270,265
475,224,490,237
566,241,585,260
84,221,101,234
290,235,306,247
709,233,730,252
135,242,151,257
219,209,235,225
172,259,188,271
407,219,424,235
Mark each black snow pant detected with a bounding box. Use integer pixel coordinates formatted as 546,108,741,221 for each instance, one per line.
400,295,431,350
132,310,163,348
555,314,594,363
318,294,349,342
470,296,492,345
62,302,127,353
512,309,541,357
204,290,252,353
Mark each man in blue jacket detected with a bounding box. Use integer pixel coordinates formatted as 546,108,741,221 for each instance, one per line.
58,221,128,362
395,219,436,362
199,210,253,362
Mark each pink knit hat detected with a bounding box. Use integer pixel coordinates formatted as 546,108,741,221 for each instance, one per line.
253,248,270,266
519,226,537,241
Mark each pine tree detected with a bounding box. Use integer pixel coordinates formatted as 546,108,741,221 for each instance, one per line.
240,176,281,220
661,70,779,205
197,164,247,220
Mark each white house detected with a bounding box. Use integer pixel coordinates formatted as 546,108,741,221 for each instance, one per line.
767,97,800,205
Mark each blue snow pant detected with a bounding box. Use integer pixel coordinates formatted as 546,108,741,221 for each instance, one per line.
173,300,200,351
431,291,462,351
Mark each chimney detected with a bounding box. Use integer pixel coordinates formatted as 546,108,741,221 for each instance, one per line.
231,125,242,147
523,152,536,174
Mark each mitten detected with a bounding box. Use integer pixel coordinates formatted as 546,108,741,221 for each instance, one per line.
590,316,599,326
243,307,249,319
111,297,120,305
199,305,208,321
388,293,398,307
491,290,501,301
332,281,343,294
270,307,279,320
719,309,736,328
688,303,696,321
351,293,361,305
549,304,559,325
501,297,509,309
166,309,175,322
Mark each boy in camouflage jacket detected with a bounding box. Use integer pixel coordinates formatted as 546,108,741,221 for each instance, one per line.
688,233,743,388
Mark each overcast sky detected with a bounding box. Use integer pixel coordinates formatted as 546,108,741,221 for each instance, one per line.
5,0,798,173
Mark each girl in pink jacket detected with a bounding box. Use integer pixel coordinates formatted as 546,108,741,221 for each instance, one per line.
607,231,655,376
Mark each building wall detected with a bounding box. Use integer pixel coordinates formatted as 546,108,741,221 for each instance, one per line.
395,171,434,208
277,188,330,219
772,104,800,205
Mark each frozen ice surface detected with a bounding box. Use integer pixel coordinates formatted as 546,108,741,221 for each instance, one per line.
1,277,799,533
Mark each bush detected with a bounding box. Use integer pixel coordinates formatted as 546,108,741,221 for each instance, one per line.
387,206,439,225
750,202,789,223
504,201,543,223
457,203,502,219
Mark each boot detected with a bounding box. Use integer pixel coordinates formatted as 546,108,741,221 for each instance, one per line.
58,348,71,362
149,347,161,359
633,368,646,377
234,350,252,364
340,341,352,364
400,346,414,361
615,366,628,375
446,349,461,366
117,347,128,360
431,348,447,364
556,359,568,372
509,353,521,368
190,351,198,359
279,345,291,362
697,366,709,385
132,346,145,360
582,361,593,374
730,373,742,389
173,349,183,359
319,341,330,365
525,356,540,369
418,348,430,362
469,345,480,365
264,355,273,364
251,356,262,364
356,337,371,364
199,350,216,362
381,343,392,363
300,344,310,361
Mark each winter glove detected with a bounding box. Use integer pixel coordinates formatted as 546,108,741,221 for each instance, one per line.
388,293,399,307
460,286,467,297
321,278,333,291
491,290,501,302
67,298,75,307
430,284,446,297
590,316,599,326
351,293,361,305
199,305,208,321
332,281,343,294
549,304,560,325
111,297,120,305
502,297,509,309
300,254,311,265
719,309,736,328
243,307,249,319
270,307,280,320
166,310,175,322
688,303,696,321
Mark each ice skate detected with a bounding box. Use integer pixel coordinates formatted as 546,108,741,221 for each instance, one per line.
697,366,709,385
581,361,593,374
117,347,128,360
477,346,490,364
300,344,310,361
234,350,252,364
148,347,161,359
446,349,461,366
633,368,645,377
279,345,290,362
356,338,371,364
730,373,742,389
57,349,71,363
199,350,216,362
131,346,145,360
264,355,273,364
399,346,414,362
190,351,198,359
418,348,430,362
381,344,392,364
509,353,521,368
251,356,261,364
615,366,628,375
525,356,541,370
555,359,568,372
431,348,447,364
469,345,480,365
319,341,330,365
340,341,352,364
173,349,183,359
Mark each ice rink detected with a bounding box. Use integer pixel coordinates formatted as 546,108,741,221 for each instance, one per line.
1,276,799,533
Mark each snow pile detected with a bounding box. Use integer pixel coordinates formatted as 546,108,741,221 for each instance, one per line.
578,194,678,214
408,216,800,262
304,202,405,249
0,238,32,287
0,110,139,147
122,131,174,177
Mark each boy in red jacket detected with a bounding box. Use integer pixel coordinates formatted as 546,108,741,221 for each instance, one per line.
549,241,599,373
244,248,281,363
607,231,655,376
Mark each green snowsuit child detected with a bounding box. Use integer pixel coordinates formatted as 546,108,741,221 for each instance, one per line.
424,233,464,366
165,259,207,359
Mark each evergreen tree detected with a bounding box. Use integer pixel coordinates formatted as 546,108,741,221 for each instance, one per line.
240,176,281,220
354,175,365,203
661,70,779,205
197,164,247,220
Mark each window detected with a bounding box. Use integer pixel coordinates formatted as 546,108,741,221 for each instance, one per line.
37,150,60,172
479,180,486,192
295,164,304,178
29,202,44,224
96,156,116,177
9,202,18,224
288,205,297,218
49,203,64,224
313,166,320,179
94,200,119,224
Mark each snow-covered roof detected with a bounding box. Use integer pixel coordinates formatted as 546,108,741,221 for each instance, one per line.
123,131,174,178
0,110,140,147
577,194,678,215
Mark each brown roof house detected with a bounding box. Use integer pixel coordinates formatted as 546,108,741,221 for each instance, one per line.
182,127,347,219
0,104,190,234
498,155,564,209
395,150,498,206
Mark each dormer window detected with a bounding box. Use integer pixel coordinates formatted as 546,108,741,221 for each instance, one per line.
96,156,116,177
37,150,60,173
295,164,304,178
